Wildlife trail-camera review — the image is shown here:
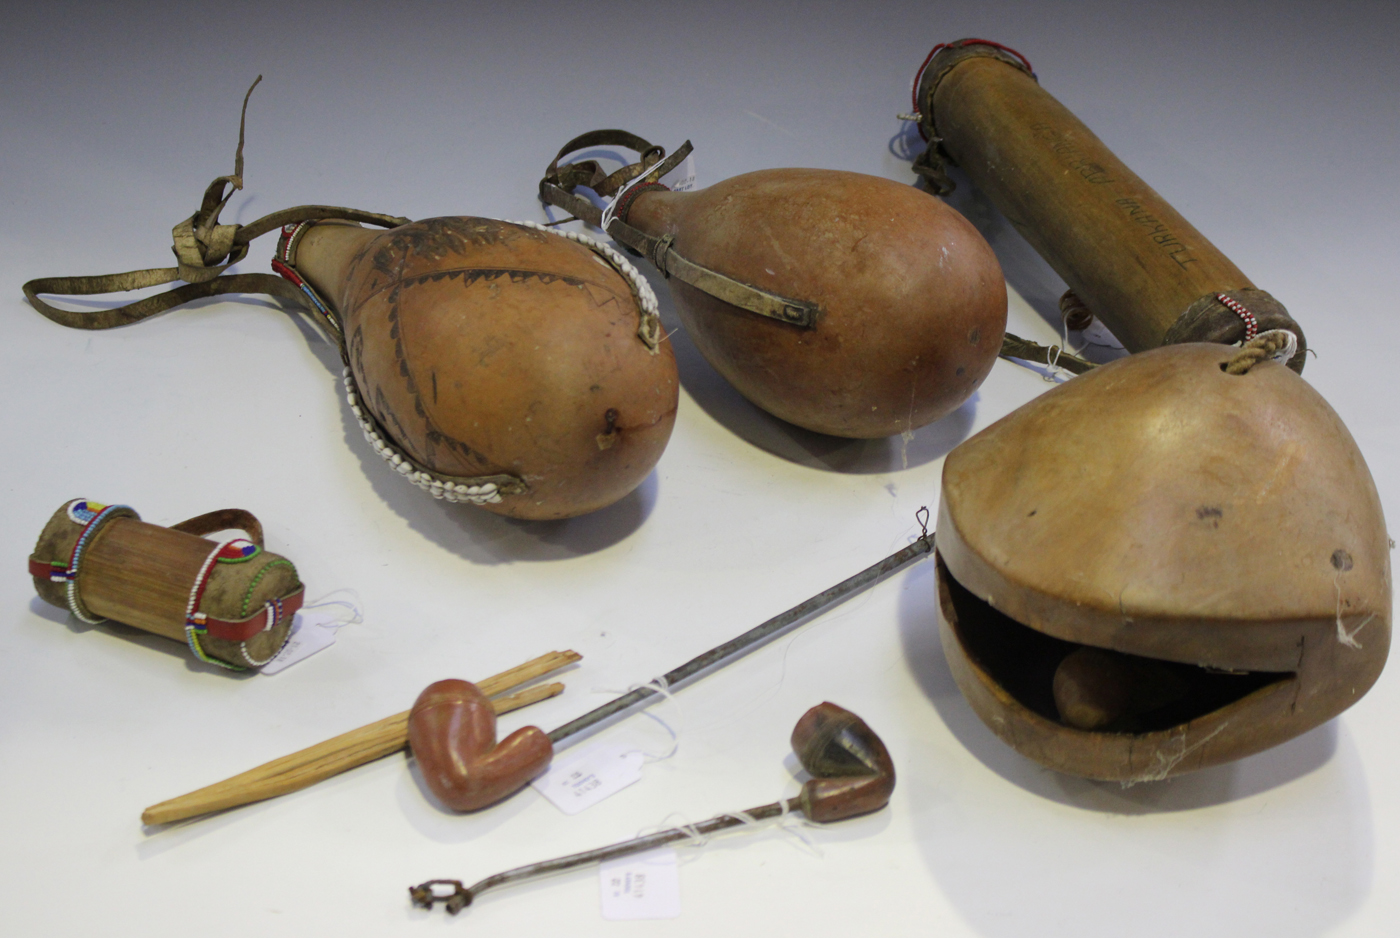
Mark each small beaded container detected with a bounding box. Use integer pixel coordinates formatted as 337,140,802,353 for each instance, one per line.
28,499,304,671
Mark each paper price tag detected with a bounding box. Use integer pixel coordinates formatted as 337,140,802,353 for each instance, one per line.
531,743,644,815
660,154,697,192
599,848,680,920
260,607,348,675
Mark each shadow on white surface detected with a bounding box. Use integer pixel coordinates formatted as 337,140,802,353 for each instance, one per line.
894,561,1374,938
138,789,284,859
397,754,543,844
30,595,259,679
136,745,411,859
914,732,1374,938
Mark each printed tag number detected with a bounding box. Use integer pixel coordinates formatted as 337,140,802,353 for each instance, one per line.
600,850,678,920
531,744,644,816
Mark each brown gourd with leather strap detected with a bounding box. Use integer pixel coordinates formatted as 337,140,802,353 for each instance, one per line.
24,81,679,521
541,131,1008,439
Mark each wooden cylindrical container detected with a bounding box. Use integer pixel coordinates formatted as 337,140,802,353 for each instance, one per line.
29,499,303,671
932,344,1389,780
914,39,1307,371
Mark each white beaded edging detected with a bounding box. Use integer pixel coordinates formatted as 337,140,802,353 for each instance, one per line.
509,218,662,349
343,368,504,506
236,603,284,668
340,219,662,505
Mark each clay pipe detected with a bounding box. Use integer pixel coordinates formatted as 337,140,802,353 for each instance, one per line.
409,702,895,914
408,517,932,812
141,650,580,825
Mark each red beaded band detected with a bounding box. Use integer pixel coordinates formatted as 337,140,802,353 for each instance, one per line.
1215,293,1259,342
614,181,670,226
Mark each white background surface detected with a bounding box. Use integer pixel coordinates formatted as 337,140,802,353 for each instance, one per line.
2,1,1397,935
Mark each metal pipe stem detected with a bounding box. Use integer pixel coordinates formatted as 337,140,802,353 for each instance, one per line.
411,798,799,913
545,534,933,747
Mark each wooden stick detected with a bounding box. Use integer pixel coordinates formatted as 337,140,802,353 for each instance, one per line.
141,650,580,826
471,650,580,698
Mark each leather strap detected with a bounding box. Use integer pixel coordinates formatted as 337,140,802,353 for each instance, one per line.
24,271,308,331
21,76,407,345
29,558,67,579
540,130,820,329
911,40,1038,196
544,129,673,198
168,508,302,640
23,203,406,342
999,332,1096,375
195,585,305,642
170,508,265,547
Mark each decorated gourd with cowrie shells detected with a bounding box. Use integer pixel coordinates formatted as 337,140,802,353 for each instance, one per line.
933,343,1390,781
288,217,679,520
24,129,678,523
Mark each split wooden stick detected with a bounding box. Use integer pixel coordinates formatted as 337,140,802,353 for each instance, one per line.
142,649,581,826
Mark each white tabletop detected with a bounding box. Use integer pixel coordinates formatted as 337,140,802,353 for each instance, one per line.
2,2,1397,936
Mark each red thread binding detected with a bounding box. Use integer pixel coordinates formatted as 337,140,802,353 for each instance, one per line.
1215,293,1259,342
911,40,1035,140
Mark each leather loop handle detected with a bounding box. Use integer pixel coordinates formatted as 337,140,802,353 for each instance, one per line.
20,79,412,341
540,131,819,329
23,206,405,336
171,508,265,547
24,271,306,331
234,205,410,246
544,129,668,197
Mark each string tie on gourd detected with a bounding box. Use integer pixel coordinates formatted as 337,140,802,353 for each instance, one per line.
1223,330,1298,374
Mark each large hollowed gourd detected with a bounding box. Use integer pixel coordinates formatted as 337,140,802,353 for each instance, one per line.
934,343,1389,781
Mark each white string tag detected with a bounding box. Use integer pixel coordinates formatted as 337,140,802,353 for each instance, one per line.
598,153,699,232
599,171,652,233
598,848,680,920
260,593,361,675
1255,328,1299,365
531,743,645,815
659,153,697,192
